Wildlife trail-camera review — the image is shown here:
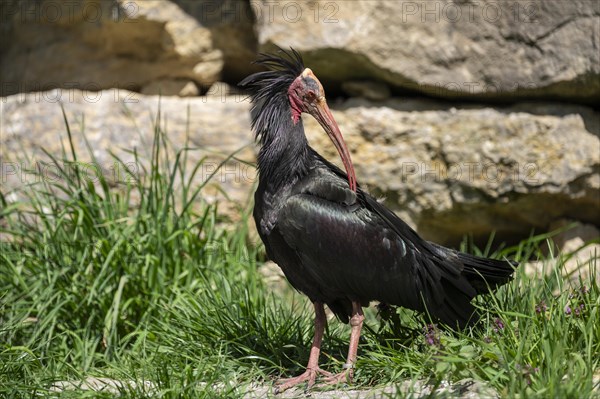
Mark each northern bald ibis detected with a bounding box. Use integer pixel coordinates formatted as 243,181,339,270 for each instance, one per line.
240,49,518,393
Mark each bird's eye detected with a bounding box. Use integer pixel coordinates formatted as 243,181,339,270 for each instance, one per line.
305,90,317,101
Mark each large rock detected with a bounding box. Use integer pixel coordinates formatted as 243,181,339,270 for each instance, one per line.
171,0,260,83
0,89,255,215
0,0,223,96
525,220,600,289
252,0,600,103
302,99,600,245
2,91,598,245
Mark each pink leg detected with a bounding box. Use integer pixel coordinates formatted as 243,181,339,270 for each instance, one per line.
321,300,364,386
274,302,332,394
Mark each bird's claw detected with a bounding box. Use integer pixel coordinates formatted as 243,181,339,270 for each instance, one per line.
273,367,333,394
316,368,353,388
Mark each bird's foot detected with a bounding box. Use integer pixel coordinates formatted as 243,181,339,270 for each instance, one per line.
274,367,333,394
316,366,353,388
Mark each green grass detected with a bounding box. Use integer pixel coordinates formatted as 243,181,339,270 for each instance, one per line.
0,111,598,398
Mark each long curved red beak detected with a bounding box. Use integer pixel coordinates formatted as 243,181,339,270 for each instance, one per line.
311,99,357,192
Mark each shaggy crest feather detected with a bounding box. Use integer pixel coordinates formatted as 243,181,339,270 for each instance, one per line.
239,48,305,144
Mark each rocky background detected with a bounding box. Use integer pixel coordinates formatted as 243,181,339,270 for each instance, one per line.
1,0,599,251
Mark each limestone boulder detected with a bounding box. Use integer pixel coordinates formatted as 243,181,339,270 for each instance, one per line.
0,0,223,96
302,98,600,245
1,89,254,216
171,0,260,83
252,0,600,103
2,91,598,245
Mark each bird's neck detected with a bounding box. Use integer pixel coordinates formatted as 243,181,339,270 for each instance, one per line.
257,112,311,191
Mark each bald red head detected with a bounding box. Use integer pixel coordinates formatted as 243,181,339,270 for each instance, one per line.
287,68,357,192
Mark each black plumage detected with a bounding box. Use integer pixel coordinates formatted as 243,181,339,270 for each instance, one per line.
240,48,518,391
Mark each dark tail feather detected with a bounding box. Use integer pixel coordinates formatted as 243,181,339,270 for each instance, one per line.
457,252,519,294
437,281,478,328
421,244,518,328
427,254,518,329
